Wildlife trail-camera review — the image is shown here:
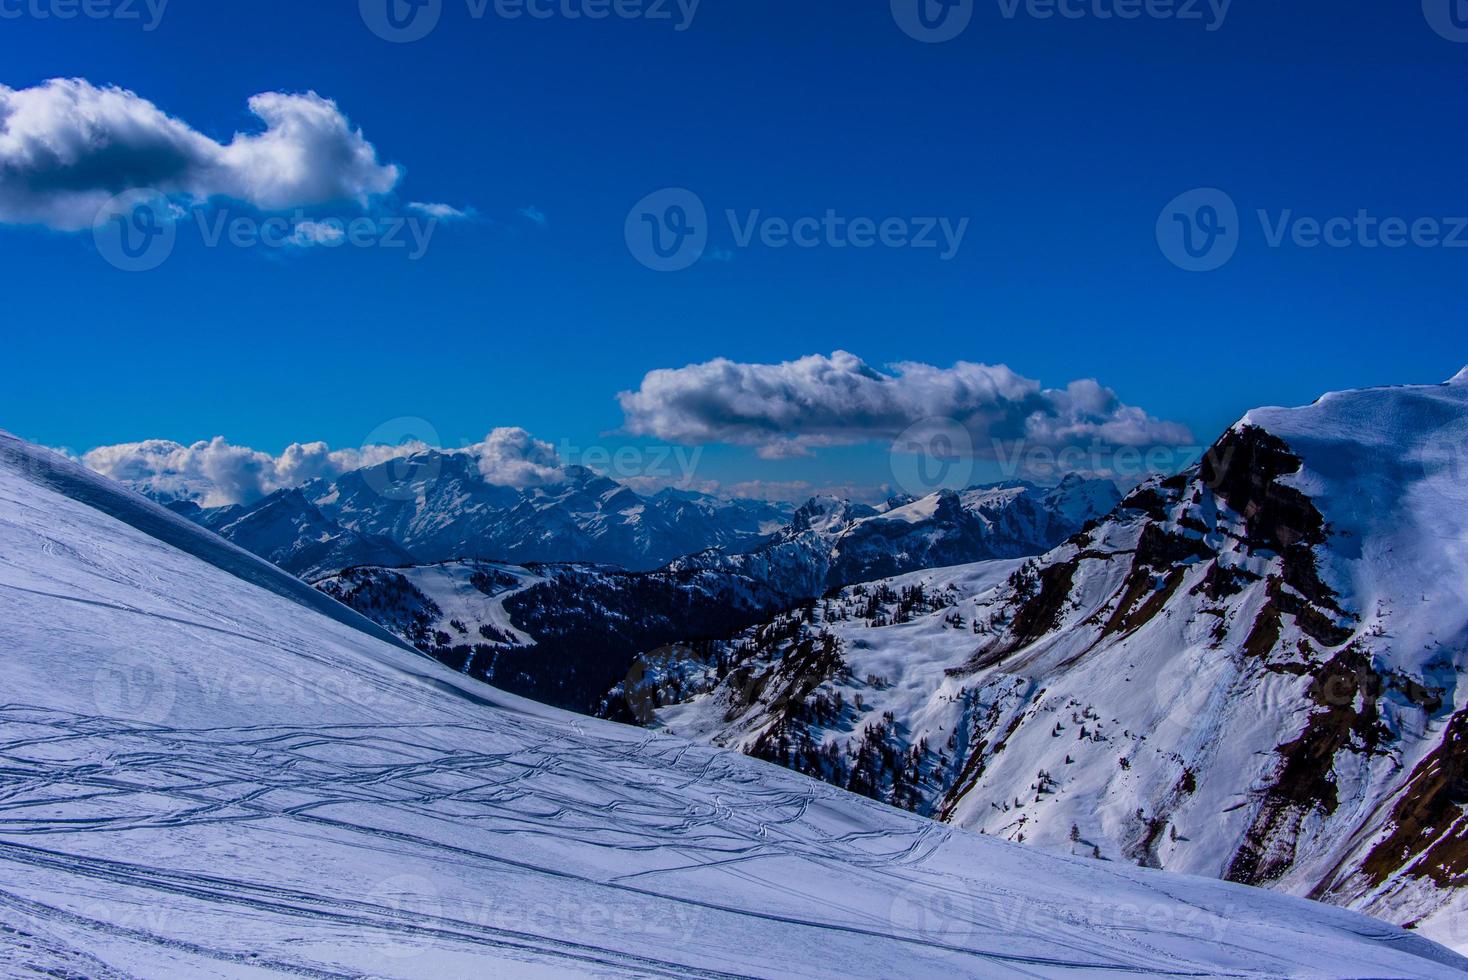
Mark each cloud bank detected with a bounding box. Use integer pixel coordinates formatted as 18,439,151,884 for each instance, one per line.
618,351,1193,459
81,438,428,508
0,79,401,230
82,428,566,508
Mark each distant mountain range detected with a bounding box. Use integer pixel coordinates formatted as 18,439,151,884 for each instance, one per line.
165,451,792,578
146,445,1119,594
670,475,1122,597
279,474,1120,712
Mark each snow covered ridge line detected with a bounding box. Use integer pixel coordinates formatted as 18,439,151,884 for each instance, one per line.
625,369,1468,953
0,432,418,655
14,426,1467,975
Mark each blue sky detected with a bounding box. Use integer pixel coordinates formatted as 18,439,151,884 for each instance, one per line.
2,0,1466,498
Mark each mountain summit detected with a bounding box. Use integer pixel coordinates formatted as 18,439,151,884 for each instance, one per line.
627,372,1468,952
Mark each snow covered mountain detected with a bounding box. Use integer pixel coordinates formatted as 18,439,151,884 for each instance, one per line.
305,478,1118,715
623,371,1468,953
670,475,1121,598
315,558,790,712
156,451,793,576
169,489,417,581
8,433,1460,976
150,443,1113,589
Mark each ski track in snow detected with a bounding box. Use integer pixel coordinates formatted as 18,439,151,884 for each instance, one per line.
1,432,1466,978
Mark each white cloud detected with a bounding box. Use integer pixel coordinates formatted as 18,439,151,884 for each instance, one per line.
467,428,564,489
0,79,402,231
81,437,431,508
81,428,571,507
410,202,472,220
517,205,547,226
288,220,346,247
618,351,1192,459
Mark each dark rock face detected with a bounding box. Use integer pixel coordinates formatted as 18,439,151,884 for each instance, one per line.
1006,560,1081,649
1227,644,1389,886
317,560,790,715
1201,425,1327,552
493,567,790,714
1358,708,1468,891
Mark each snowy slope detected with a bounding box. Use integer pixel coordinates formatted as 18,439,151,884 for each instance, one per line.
315,560,543,652
2,432,1464,977
643,559,1027,752
633,371,1468,954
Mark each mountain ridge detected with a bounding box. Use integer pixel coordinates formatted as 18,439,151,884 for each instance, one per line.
299,478,1120,713
616,371,1468,952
